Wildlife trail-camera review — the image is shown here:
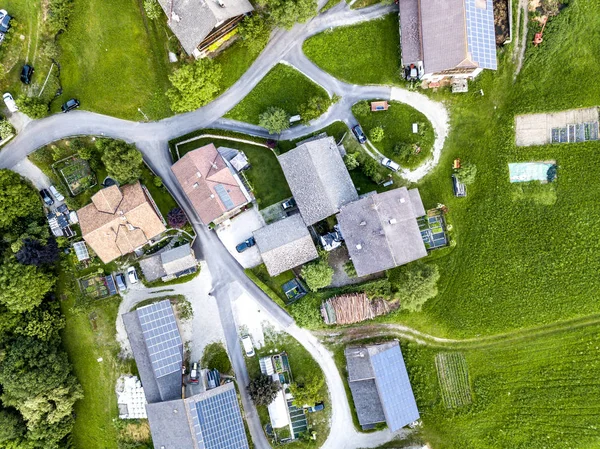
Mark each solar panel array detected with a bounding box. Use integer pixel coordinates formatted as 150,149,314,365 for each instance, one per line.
137,300,183,378
370,345,420,432
465,0,497,70
73,241,90,261
214,184,235,210
189,386,249,449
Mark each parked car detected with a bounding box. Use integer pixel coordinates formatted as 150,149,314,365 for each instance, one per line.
115,273,127,292
452,174,467,198
0,10,12,33
281,198,296,211
241,335,255,357
61,98,80,113
381,158,400,172
3,92,17,112
127,266,138,284
236,237,256,253
20,65,34,84
306,402,325,413
189,362,199,384
352,124,367,144
49,185,65,202
40,188,54,206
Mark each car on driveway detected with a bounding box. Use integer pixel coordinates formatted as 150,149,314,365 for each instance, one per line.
352,124,366,144
49,185,65,202
189,362,199,384
381,158,400,172
3,93,17,112
40,188,54,206
61,98,80,113
115,273,127,292
0,10,12,33
281,198,296,211
236,237,256,253
241,335,255,357
20,65,34,84
127,266,138,284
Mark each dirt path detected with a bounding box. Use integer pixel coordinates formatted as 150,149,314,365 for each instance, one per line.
513,0,529,80
314,312,600,350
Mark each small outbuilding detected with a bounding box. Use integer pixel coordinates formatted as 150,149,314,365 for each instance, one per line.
370,101,389,111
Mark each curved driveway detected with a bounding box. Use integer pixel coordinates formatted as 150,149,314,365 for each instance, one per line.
0,3,449,448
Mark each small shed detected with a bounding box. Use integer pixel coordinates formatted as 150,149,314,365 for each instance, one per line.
230,152,250,172
370,101,389,112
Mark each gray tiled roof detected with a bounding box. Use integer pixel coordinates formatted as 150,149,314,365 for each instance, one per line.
337,187,427,277
156,0,254,55
146,400,195,449
345,342,420,431
279,137,358,226
253,215,318,276
161,243,197,276
399,0,422,64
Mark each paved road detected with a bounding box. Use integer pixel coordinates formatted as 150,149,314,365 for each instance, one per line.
0,3,451,448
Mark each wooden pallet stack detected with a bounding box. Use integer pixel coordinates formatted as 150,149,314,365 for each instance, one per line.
320,293,398,325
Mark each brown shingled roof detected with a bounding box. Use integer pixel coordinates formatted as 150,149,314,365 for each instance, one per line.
78,182,166,263
171,144,249,225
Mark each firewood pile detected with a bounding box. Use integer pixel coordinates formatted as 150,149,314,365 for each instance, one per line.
321,293,398,325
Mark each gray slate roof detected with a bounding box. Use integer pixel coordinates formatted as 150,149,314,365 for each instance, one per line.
157,0,254,55
123,303,183,403
337,187,427,277
279,137,358,226
345,341,420,431
146,383,249,449
399,0,422,64
161,243,197,275
253,214,318,276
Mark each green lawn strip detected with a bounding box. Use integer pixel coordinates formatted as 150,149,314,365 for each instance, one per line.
303,14,401,85
140,167,179,217
176,137,291,208
55,0,172,120
244,265,290,308
169,128,268,161
225,63,330,125
352,101,435,169
277,121,349,153
214,38,269,95
320,0,343,12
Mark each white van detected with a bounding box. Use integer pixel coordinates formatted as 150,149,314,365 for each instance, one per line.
241,335,255,357
49,185,65,202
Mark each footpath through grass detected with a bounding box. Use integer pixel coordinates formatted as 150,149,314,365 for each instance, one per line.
303,14,401,85
225,63,330,124
56,0,172,120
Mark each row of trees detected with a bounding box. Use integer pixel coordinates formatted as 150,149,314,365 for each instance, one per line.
0,169,82,448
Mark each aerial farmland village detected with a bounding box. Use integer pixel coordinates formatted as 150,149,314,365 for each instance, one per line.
0,0,598,448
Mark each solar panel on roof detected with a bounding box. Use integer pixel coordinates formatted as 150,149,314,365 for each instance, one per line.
214,184,235,210
370,345,420,431
190,387,249,449
137,300,183,378
465,0,497,70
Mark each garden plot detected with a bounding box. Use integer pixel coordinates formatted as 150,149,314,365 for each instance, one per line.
418,213,448,250
435,352,472,409
78,273,115,299
55,157,96,195
515,107,599,146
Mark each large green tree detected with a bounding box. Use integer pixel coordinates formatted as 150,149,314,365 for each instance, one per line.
0,170,43,230
259,107,290,134
260,0,317,29
0,408,25,444
15,97,49,119
0,257,55,313
290,374,324,407
248,374,281,407
238,15,271,54
301,253,334,291
98,139,144,184
387,261,440,312
299,96,331,124
166,59,223,113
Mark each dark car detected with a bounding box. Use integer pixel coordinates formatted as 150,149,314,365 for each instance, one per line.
0,10,12,33
115,273,127,292
281,198,296,211
307,402,325,413
20,64,34,84
236,237,256,253
352,125,366,144
40,188,54,206
61,98,80,113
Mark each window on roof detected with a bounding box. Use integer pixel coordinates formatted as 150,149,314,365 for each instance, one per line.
475,0,487,9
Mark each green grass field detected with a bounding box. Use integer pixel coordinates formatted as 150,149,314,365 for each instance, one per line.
303,14,401,85
352,101,435,169
55,0,173,120
225,63,330,124
215,38,269,95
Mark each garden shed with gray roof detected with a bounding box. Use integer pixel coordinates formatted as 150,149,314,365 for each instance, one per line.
278,136,358,226
253,215,318,276
337,187,427,277
345,341,420,431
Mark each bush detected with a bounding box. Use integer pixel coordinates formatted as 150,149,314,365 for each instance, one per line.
167,208,188,229
369,126,385,142
387,261,440,311
353,100,370,117
289,296,322,328
167,59,223,113
259,0,317,29
343,260,357,278
0,119,14,139
238,14,271,54
143,0,162,20
153,176,163,188
46,0,74,34
344,153,359,171
300,254,334,292
16,97,48,119
201,342,232,374
299,96,332,124
393,142,413,162
454,161,477,185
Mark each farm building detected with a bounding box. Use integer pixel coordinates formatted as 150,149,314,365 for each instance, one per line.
139,243,198,282
345,341,419,431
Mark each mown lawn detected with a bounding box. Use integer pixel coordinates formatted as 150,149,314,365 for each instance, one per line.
225,63,330,124
303,14,401,85
55,0,173,120
177,137,291,208
215,37,269,95
352,101,435,169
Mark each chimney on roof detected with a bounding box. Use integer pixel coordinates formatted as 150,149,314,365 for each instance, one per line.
356,244,362,250
193,182,199,189
359,221,366,226
210,194,215,199
171,12,180,22
400,197,406,203
217,0,225,6
389,218,397,225
196,171,202,178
